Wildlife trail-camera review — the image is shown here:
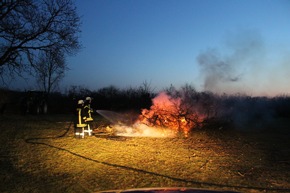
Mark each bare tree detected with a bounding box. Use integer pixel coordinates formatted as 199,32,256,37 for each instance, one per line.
0,0,81,77
33,49,67,94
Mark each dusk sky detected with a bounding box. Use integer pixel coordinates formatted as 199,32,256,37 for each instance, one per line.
11,0,290,96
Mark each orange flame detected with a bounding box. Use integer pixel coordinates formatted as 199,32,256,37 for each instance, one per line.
138,92,205,136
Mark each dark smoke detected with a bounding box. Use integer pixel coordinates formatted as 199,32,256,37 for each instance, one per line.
194,30,288,131
197,30,265,94
218,95,276,131
197,48,241,91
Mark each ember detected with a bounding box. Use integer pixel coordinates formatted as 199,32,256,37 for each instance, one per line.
138,92,205,136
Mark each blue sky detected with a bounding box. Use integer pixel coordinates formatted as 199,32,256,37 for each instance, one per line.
39,0,290,96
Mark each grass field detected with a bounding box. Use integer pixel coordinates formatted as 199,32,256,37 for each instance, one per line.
0,114,289,193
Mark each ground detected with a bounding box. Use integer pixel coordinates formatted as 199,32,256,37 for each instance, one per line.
0,114,289,193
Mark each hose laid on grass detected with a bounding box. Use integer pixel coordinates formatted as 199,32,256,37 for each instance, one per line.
24,117,290,193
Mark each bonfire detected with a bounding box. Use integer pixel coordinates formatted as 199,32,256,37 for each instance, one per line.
138,92,205,136
96,92,205,137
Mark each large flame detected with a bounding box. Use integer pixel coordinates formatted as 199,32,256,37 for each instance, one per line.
138,92,205,136
97,92,205,138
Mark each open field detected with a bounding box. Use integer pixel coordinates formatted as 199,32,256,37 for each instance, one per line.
0,114,289,193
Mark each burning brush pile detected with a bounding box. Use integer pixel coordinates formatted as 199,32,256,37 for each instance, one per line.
138,92,205,136
98,89,206,138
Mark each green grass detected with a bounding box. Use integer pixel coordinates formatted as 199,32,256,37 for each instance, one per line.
0,114,289,193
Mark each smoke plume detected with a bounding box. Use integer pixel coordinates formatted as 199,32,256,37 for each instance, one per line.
197,48,241,91
197,30,265,94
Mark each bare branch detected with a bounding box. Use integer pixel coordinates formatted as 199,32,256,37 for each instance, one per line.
0,0,81,76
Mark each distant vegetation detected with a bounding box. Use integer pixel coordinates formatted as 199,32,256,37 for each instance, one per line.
1,84,290,132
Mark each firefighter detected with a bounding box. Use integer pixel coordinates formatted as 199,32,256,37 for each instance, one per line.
84,97,94,122
75,100,87,137
76,99,87,123
84,97,94,135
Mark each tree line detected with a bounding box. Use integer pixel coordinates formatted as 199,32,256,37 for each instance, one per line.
1,84,290,131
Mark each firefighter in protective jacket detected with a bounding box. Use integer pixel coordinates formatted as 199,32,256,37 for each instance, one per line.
84,97,94,122
83,97,94,135
75,100,87,130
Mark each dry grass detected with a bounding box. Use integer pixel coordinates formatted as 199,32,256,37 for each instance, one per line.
0,114,289,193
